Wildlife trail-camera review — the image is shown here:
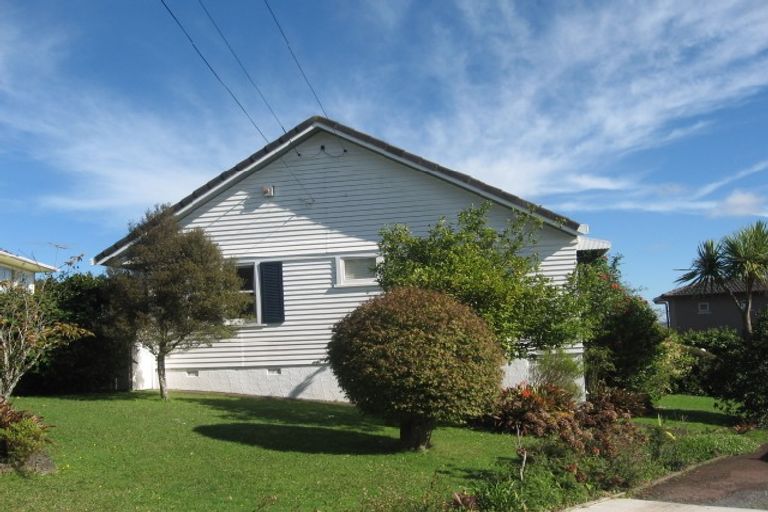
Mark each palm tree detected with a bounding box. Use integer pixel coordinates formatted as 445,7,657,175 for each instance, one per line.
678,221,768,336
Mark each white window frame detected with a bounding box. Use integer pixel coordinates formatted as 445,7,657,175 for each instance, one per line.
234,262,261,325
234,260,283,326
334,254,381,288
697,302,711,315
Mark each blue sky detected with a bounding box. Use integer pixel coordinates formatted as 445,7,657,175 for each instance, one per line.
1,0,767,303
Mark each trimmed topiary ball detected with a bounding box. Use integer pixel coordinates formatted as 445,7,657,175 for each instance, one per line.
328,287,503,450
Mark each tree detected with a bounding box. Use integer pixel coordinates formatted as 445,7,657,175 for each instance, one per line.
678,221,768,336
17,273,133,394
328,287,503,450
0,280,91,399
377,204,587,359
109,206,249,400
575,255,683,397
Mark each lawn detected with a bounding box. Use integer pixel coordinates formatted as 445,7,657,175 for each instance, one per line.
638,394,768,443
2,393,764,511
0,392,517,511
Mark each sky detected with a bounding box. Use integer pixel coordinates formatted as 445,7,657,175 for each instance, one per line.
1,0,767,304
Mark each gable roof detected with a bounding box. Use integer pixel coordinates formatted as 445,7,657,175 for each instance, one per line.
94,116,584,265
653,280,768,303
0,248,57,273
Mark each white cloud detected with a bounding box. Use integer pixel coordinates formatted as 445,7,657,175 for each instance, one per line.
346,0,768,213
2,0,768,222
714,190,767,217
0,10,259,221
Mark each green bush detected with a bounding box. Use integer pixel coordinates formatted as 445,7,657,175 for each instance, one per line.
576,256,688,399
674,328,742,396
17,273,133,395
705,313,768,425
530,349,583,401
0,398,50,465
474,458,591,512
328,287,503,450
377,204,588,359
0,417,49,465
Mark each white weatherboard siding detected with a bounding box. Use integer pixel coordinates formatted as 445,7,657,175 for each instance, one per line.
135,131,580,400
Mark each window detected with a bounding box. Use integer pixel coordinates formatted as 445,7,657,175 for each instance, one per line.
236,262,285,324
335,255,378,286
237,265,256,317
697,302,710,315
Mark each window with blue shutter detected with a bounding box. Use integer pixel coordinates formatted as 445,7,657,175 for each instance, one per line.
259,261,285,324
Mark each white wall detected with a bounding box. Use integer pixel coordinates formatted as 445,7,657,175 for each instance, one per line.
133,130,581,398
0,265,35,291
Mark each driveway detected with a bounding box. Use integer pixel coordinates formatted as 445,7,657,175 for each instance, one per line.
572,444,768,512
636,443,768,510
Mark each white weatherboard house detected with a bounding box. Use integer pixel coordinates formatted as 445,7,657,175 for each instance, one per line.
95,116,608,401
0,249,57,291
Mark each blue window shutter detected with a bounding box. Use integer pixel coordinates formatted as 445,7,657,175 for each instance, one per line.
260,262,285,323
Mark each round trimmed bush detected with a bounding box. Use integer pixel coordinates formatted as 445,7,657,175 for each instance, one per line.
328,287,504,450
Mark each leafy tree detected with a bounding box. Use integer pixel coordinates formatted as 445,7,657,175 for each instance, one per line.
17,273,133,394
678,221,768,336
0,280,91,399
713,311,768,425
108,206,249,400
377,204,587,358
575,255,682,397
328,287,503,450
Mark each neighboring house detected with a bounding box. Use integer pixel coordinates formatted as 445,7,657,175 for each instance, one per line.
95,116,608,401
654,281,768,332
0,248,57,291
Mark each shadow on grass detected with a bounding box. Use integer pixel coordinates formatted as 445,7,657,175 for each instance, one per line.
15,391,146,402
653,408,735,427
435,456,518,482
179,395,385,432
194,423,400,455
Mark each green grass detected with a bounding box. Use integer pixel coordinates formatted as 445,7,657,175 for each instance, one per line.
0,392,518,511
635,394,768,443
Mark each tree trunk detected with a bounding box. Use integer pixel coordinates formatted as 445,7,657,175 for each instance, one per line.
399,417,434,450
157,353,169,401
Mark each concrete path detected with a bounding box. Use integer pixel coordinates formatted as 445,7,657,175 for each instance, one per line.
570,498,765,511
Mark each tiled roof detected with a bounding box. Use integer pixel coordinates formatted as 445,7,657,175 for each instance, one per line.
654,280,768,302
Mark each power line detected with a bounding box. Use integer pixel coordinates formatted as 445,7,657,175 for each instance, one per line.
159,0,315,204
197,0,288,135
159,0,269,144
262,0,348,155
262,0,329,119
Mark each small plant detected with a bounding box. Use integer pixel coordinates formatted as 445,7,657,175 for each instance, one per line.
477,384,577,437
530,349,583,401
0,398,51,466
588,387,652,418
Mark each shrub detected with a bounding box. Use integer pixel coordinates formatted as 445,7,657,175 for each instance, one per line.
576,256,680,398
588,387,652,418
17,273,133,395
328,287,504,450
474,458,591,512
530,349,583,401
0,398,50,465
707,312,768,425
477,385,577,437
377,204,589,359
